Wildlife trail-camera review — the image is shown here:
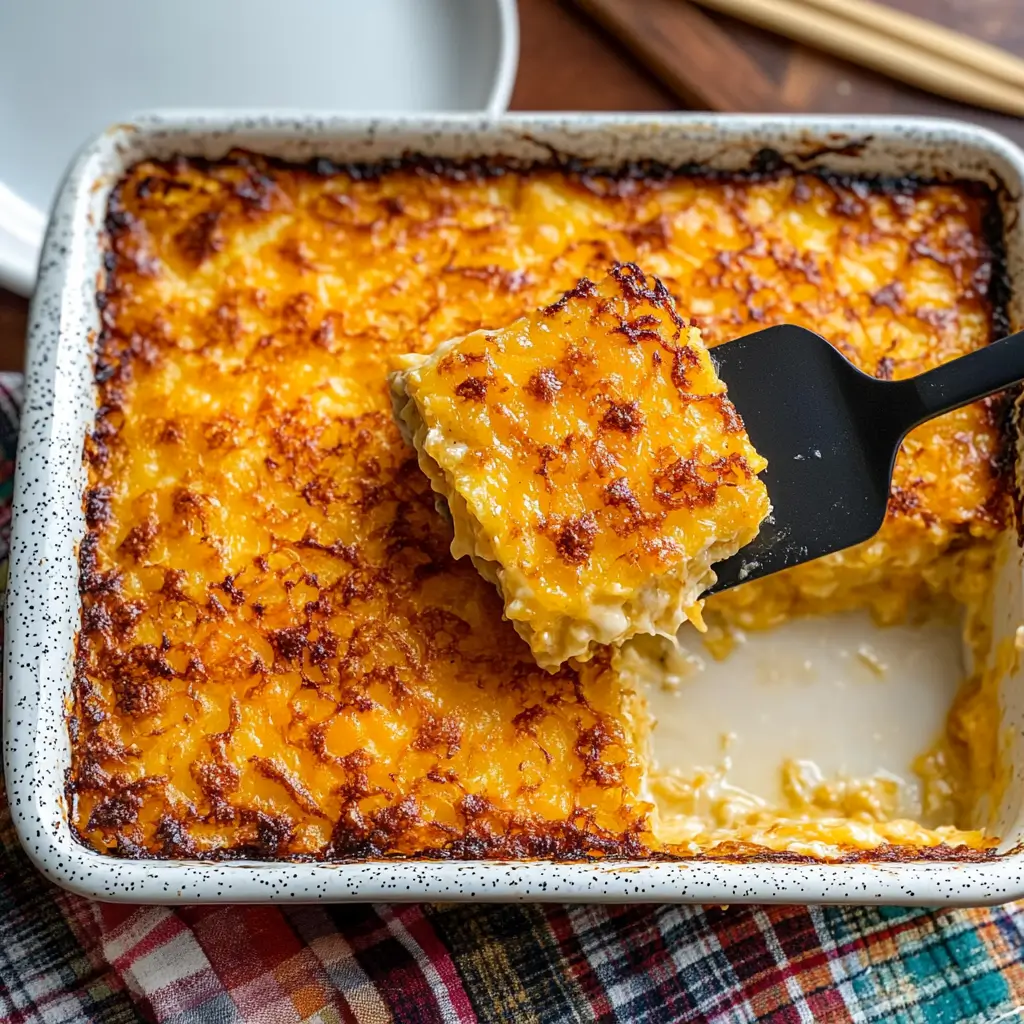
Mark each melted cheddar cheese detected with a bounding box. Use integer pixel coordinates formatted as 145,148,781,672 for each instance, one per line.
390,265,770,668
70,151,1008,861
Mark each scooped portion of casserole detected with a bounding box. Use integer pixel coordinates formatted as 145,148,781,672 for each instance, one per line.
70,151,1009,862
390,264,770,669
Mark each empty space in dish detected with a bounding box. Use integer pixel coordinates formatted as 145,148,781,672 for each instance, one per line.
7,114,1024,904
647,612,963,818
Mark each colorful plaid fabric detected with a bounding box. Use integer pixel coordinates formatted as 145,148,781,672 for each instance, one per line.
1,372,1024,1024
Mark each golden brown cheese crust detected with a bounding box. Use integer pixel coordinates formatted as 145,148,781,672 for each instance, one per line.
72,151,1008,861
390,265,770,667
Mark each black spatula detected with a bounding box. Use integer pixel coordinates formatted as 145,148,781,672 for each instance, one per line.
705,324,1022,594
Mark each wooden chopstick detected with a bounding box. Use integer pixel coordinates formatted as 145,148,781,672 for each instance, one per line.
689,0,1024,117
571,0,788,113
793,0,1024,91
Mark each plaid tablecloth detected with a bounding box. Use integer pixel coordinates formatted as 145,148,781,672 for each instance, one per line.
1,373,1023,1024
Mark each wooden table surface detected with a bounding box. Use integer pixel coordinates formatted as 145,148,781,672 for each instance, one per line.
1,0,1021,372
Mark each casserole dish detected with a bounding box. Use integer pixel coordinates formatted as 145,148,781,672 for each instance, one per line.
7,112,1024,904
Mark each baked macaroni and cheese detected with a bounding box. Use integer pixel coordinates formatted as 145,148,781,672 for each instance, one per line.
389,265,770,668
70,150,1010,861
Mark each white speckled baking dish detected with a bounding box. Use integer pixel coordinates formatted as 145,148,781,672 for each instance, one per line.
8,113,1024,905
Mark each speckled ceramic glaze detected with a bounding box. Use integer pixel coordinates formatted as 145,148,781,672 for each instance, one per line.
8,113,1024,904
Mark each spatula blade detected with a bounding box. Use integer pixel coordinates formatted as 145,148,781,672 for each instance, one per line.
707,324,901,593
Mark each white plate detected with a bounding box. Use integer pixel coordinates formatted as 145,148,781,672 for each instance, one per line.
0,0,518,295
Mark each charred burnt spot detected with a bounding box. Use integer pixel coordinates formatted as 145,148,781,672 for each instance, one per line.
436,803,650,862
976,392,1017,533
336,564,395,608
575,722,625,788
600,400,644,436
611,313,664,346
589,438,622,480
118,516,159,563
86,789,143,832
157,419,186,446
103,197,135,238
107,834,153,859
324,794,424,859
134,173,198,202
71,758,111,793
979,182,1011,340
308,630,339,665
624,214,673,251
334,746,376,782
311,315,339,352
74,730,130,772
295,532,360,565
160,567,191,603
871,282,905,312
134,149,279,209
211,572,247,607
301,473,343,514
721,839,996,865
602,476,658,537
670,345,702,392
913,306,958,332
71,675,108,734
875,356,896,381
554,513,598,566
542,276,599,317
268,626,308,663
175,207,225,267
225,155,280,213
604,477,638,510
203,414,244,451
171,488,211,532
115,676,167,719
115,146,983,215
608,262,686,336
154,815,200,858
79,531,122,597
117,641,175,680
886,484,937,526
250,756,326,818
84,486,113,529
443,263,532,294
559,342,599,382
84,775,164,834
279,291,317,336
436,349,487,377
704,393,745,434
526,367,562,403
412,712,464,759
453,376,490,402
249,811,297,858
535,443,561,483
278,235,319,272
653,450,753,511
975,190,1016,522
84,413,118,470
511,703,548,737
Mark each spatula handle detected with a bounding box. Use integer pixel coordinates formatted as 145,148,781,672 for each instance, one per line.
900,327,1024,432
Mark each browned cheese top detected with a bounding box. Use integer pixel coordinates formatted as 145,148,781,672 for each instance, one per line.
71,151,1007,861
